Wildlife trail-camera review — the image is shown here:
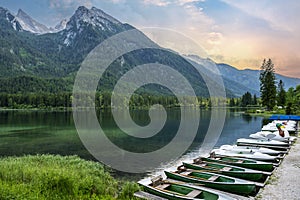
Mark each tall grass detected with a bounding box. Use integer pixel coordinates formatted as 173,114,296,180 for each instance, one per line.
0,154,139,200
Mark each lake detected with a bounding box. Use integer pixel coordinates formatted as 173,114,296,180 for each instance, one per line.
0,108,266,180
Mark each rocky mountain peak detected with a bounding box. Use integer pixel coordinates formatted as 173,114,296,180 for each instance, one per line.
54,19,68,31
16,9,26,17
66,6,122,31
16,8,51,34
0,7,22,31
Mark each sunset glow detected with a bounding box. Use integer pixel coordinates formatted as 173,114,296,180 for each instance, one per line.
1,0,299,77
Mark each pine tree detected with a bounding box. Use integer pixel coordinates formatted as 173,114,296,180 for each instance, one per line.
253,94,258,105
229,98,235,107
241,92,252,107
277,79,286,106
259,59,277,110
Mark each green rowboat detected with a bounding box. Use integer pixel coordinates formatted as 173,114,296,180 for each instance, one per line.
200,156,275,172
139,177,235,200
183,160,270,183
165,170,257,196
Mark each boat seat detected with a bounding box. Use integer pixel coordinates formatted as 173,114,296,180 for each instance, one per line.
222,167,232,171
236,160,244,163
186,190,202,197
151,175,163,187
156,184,170,190
208,175,219,181
214,157,221,160
181,171,192,176
193,158,202,164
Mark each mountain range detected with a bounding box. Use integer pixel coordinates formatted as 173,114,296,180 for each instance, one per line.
0,6,299,97
187,55,300,96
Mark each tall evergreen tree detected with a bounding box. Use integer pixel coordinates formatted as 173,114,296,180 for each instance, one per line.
277,79,286,106
253,94,258,105
229,98,235,107
241,92,252,107
259,59,277,110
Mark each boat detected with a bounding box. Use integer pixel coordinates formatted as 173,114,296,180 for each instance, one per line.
270,132,298,142
237,142,291,152
211,149,282,163
249,131,297,143
196,156,275,172
165,170,258,196
261,124,296,132
139,176,235,200
236,138,290,147
183,158,270,183
219,144,287,156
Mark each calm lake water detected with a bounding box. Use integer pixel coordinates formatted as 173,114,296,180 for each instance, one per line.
0,108,266,180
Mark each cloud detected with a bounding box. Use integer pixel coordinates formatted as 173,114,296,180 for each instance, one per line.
142,0,205,7
200,0,300,77
94,0,215,32
49,0,92,10
208,32,223,45
220,0,300,33
44,0,299,77
143,0,171,7
47,0,93,26
109,0,125,3
177,0,205,6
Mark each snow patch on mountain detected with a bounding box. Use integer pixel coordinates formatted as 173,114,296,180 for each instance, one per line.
66,6,122,32
60,6,127,46
63,31,77,46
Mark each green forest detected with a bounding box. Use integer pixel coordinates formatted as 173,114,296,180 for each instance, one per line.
1,84,299,115
0,92,218,109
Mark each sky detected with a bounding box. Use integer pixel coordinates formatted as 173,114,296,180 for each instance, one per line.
1,0,299,78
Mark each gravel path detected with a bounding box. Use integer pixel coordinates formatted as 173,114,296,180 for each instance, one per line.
255,135,300,200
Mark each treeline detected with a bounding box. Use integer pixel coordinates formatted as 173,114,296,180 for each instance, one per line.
0,92,226,109
228,92,258,107
228,84,300,115
0,93,72,109
1,90,298,111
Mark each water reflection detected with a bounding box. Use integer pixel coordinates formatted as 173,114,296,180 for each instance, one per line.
0,109,264,180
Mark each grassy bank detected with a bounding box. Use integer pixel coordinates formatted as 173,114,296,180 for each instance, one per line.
244,107,286,118
0,154,140,200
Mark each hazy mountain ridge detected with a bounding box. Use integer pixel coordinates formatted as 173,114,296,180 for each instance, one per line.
216,63,300,93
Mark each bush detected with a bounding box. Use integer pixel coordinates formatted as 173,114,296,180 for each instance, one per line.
0,154,140,200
